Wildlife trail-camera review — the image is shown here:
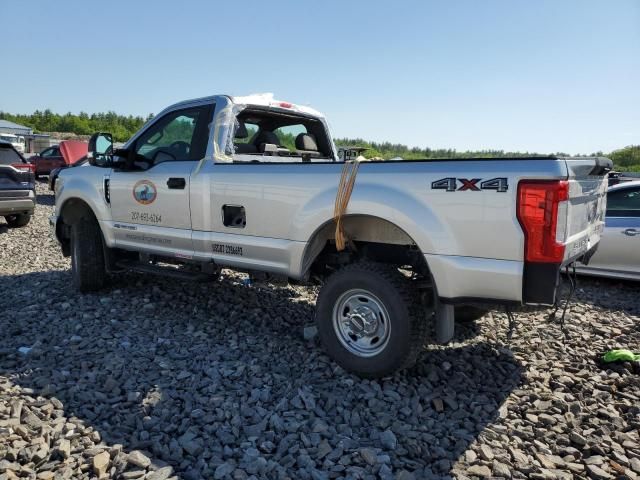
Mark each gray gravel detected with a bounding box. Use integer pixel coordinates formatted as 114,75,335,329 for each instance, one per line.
1,182,639,480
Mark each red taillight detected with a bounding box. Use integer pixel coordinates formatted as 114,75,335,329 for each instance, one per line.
12,162,35,172
275,101,293,108
517,180,569,263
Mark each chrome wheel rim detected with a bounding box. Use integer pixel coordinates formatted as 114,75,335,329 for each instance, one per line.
332,289,391,357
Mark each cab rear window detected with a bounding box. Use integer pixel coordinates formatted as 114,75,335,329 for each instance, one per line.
231,109,332,162
274,124,307,150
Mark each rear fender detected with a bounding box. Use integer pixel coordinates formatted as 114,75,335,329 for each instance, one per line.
291,182,454,255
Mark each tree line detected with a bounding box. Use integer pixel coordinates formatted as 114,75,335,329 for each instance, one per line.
0,109,152,142
606,145,640,171
334,138,640,171
1,110,637,170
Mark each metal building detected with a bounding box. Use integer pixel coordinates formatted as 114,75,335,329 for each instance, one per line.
0,119,33,136
0,120,53,153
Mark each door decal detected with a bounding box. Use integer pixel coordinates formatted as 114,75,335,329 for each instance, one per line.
133,180,157,205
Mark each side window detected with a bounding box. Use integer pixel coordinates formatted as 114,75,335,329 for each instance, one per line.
40,147,54,157
135,105,212,162
606,187,640,217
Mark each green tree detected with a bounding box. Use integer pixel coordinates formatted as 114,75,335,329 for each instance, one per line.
609,145,640,168
0,110,149,142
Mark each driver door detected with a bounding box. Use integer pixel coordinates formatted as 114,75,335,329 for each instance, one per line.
108,104,213,258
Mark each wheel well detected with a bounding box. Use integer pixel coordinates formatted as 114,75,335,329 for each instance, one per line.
56,198,97,256
304,215,430,279
60,198,95,225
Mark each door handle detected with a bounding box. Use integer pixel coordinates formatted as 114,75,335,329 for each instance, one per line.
623,228,639,237
167,177,186,189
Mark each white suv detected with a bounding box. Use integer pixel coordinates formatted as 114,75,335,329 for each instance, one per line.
0,133,26,153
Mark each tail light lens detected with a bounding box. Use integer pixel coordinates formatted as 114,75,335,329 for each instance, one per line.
517,180,569,263
12,162,35,172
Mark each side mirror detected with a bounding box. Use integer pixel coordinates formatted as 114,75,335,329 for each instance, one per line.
88,132,113,167
112,148,132,170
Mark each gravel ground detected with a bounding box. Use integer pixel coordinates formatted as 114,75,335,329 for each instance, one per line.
1,182,639,480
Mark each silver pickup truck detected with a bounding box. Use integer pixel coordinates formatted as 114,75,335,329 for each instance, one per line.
51,93,611,377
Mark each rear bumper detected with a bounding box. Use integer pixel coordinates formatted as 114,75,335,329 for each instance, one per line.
521,243,601,306
521,262,560,305
0,190,36,216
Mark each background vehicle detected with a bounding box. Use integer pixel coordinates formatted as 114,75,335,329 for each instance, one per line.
32,141,88,179
49,157,88,191
338,146,368,161
31,145,62,178
608,171,640,187
0,133,26,153
0,140,35,227
51,94,611,377
575,180,640,281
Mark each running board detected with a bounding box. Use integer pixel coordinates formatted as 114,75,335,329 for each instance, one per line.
115,260,213,282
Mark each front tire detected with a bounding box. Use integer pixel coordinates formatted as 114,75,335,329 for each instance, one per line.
316,262,430,378
71,216,107,292
5,214,31,228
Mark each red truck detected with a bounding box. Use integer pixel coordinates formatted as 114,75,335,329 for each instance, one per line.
31,140,87,178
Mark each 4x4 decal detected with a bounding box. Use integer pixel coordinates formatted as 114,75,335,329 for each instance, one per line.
431,177,508,192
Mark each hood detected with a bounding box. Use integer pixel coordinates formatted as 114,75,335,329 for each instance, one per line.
59,140,88,165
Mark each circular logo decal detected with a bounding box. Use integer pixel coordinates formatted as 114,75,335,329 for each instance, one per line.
133,180,157,205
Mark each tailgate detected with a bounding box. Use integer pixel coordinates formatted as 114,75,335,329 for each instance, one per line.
0,165,31,189
561,157,611,263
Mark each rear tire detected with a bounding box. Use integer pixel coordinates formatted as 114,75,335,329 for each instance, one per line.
71,216,107,292
5,214,31,228
316,262,430,378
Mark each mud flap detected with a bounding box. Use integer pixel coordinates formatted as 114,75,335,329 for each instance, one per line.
435,302,455,344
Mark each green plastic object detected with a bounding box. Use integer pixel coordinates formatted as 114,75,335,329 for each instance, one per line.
602,349,640,363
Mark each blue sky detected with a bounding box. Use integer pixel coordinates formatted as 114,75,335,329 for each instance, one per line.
2,0,639,154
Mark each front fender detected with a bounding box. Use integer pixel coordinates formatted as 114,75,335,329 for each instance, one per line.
55,166,114,246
